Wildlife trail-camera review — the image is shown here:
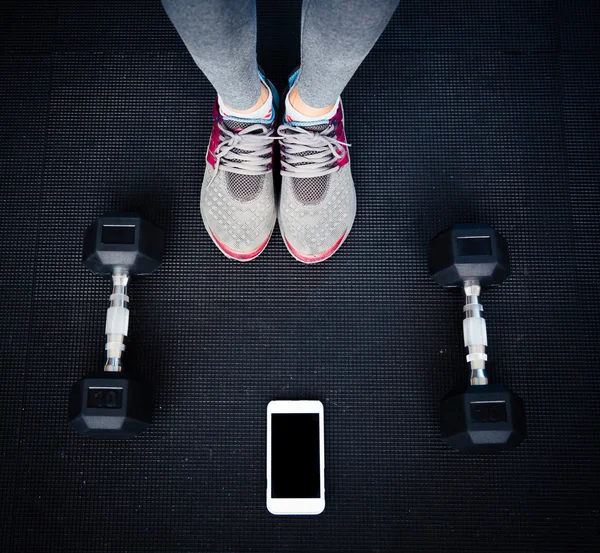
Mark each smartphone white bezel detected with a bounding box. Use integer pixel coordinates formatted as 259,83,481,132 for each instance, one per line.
266,400,325,515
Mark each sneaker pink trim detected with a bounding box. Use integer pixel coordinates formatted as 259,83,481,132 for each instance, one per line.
210,229,271,261
284,230,347,263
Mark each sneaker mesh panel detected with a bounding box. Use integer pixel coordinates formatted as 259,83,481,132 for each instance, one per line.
292,175,330,205
226,172,264,202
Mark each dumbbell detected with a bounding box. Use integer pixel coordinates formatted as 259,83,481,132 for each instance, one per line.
428,224,526,453
68,213,165,438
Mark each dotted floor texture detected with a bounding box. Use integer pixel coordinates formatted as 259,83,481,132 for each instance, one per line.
0,1,599,552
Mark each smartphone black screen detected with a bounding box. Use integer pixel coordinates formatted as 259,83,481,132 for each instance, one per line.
271,413,320,498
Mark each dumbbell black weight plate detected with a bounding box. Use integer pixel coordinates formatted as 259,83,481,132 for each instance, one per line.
428,223,510,287
83,213,165,277
68,372,152,438
440,384,526,453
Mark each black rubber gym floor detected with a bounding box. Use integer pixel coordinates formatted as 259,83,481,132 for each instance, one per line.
1,1,599,551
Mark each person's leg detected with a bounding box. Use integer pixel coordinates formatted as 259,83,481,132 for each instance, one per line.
294,0,400,112
161,0,262,111
162,0,278,261
278,0,399,264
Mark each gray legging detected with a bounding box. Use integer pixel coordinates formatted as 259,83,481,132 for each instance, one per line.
161,0,400,110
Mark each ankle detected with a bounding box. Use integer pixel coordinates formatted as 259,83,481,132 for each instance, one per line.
223,82,270,114
288,87,335,117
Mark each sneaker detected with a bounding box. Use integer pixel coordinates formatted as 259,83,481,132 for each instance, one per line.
200,75,278,261
277,72,356,264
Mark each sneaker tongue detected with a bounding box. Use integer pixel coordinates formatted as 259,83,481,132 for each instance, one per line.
223,117,257,132
291,120,330,133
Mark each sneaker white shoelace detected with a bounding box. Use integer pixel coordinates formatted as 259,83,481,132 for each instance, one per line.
209,122,275,186
277,123,351,179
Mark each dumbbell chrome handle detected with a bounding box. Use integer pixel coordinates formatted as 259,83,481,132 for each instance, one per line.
463,280,488,386
104,270,129,372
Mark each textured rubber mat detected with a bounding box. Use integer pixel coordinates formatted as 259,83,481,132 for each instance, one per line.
0,1,598,552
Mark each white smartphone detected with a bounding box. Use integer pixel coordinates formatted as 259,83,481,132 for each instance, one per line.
266,400,325,515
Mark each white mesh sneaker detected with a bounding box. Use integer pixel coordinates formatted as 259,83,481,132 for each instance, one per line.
278,93,356,264
200,79,278,261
